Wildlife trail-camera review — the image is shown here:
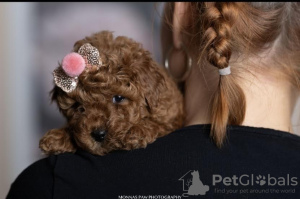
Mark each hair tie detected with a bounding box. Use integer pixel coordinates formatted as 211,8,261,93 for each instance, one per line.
219,65,231,76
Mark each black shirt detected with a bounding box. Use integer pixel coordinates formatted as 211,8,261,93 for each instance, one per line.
6,124,300,199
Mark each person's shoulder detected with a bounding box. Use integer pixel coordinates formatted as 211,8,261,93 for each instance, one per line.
6,155,57,199
228,125,300,148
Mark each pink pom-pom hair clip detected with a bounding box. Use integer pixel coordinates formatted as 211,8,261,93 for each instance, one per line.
53,43,102,93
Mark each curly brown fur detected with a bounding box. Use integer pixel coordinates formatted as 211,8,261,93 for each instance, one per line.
39,31,184,156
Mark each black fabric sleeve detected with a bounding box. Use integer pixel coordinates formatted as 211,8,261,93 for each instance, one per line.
6,156,56,199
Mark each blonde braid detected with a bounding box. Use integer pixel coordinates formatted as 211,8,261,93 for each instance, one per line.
202,2,246,147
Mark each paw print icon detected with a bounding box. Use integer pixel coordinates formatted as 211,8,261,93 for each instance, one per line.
256,175,266,185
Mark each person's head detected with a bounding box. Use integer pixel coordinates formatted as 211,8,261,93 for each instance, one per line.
161,2,300,147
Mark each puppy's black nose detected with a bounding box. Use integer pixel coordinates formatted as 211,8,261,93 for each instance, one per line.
91,129,106,142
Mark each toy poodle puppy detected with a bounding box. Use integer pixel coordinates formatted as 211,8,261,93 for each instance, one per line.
39,31,184,156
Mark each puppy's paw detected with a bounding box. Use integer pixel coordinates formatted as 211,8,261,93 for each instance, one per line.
123,126,157,150
39,128,76,155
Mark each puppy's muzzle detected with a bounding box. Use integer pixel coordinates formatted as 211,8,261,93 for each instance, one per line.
91,129,107,142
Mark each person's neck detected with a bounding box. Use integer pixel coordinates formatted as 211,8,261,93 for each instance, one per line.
184,62,298,134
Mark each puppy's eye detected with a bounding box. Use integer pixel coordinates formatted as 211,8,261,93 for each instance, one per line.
78,106,85,113
72,102,85,113
112,95,125,104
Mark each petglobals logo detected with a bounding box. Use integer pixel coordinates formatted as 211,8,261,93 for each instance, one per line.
179,170,210,197
212,174,298,187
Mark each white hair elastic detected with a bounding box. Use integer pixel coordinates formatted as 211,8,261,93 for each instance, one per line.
219,65,231,76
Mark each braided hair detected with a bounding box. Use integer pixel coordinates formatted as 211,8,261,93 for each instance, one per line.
165,2,300,147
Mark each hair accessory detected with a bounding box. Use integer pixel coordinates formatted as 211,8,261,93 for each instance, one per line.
78,43,102,68
164,44,192,82
53,43,102,93
53,67,78,93
62,52,86,77
219,65,231,76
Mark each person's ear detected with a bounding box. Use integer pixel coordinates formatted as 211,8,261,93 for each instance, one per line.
173,2,188,49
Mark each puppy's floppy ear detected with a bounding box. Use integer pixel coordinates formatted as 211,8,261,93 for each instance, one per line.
137,59,184,129
39,128,76,155
138,64,169,115
144,97,152,113
136,61,166,109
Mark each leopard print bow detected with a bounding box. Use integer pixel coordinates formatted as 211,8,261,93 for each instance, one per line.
53,43,102,93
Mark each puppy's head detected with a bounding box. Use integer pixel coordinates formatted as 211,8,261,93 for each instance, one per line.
51,31,184,155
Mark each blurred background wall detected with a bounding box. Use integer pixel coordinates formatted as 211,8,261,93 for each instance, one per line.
0,2,164,198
